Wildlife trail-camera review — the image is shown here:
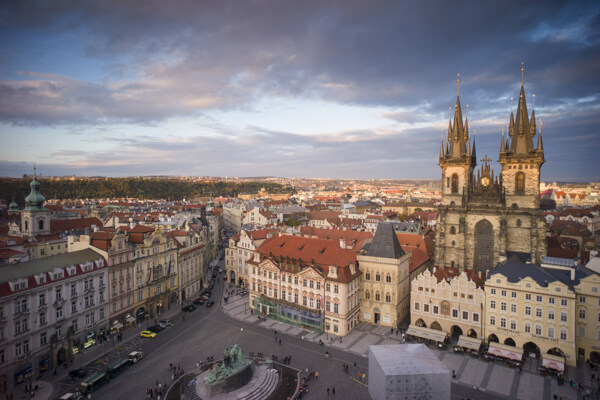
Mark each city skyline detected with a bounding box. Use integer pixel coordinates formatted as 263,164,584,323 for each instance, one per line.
1,1,599,181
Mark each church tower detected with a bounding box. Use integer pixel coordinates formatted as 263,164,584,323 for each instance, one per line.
439,75,476,207
21,167,51,237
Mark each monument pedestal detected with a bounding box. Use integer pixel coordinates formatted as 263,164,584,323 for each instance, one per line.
205,362,254,396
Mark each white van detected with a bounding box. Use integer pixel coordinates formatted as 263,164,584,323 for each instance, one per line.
59,393,82,400
128,350,144,363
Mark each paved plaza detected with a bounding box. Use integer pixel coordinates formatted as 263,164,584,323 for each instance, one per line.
223,288,597,400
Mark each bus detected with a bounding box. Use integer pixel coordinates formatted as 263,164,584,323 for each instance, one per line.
80,371,109,394
106,358,130,378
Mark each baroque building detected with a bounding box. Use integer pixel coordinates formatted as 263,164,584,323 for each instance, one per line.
435,73,547,272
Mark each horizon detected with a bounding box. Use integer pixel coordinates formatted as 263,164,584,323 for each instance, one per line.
1,1,599,181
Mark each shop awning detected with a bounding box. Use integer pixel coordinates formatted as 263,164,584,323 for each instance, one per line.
487,343,524,361
112,322,124,330
457,335,482,351
542,354,565,372
125,316,136,323
406,324,447,343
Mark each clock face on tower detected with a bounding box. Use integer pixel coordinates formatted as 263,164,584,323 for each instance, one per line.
481,176,490,186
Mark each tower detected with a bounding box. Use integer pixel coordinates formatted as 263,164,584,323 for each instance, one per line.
439,75,476,207
21,167,51,237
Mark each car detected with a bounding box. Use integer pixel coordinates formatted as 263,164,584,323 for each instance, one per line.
157,319,172,329
182,304,196,312
60,393,83,400
193,298,204,305
140,331,157,338
128,350,145,363
206,300,214,307
69,368,88,379
147,324,163,333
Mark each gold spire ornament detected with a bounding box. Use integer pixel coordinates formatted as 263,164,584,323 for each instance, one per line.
532,93,535,110
457,73,460,96
521,61,524,87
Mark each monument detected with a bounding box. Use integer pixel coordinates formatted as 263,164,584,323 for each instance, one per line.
368,344,450,400
203,344,253,395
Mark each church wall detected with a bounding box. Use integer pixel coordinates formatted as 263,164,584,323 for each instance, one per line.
465,213,503,271
502,162,541,209
441,166,471,206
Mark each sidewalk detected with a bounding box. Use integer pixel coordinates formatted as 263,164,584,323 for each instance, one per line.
221,291,592,400
27,305,183,400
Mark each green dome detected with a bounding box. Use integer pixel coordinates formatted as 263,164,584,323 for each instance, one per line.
23,171,47,211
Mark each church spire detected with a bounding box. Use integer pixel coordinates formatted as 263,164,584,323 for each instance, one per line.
500,126,505,153
24,166,47,212
440,128,444,158
472,129,477,161
537,119,544,153
510,64,535,154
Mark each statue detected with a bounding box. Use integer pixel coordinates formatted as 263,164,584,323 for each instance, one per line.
204,344,251,385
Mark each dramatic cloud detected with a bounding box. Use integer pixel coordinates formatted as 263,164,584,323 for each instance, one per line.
1,0,599,180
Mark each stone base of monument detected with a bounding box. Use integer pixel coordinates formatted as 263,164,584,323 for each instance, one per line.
185,363,279,400
205,362,253,396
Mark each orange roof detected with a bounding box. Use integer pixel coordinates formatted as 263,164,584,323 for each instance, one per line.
51,217,103,234
433,267,486,289
300,226,372,252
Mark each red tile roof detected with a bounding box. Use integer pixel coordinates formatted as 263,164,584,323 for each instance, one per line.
50,217,103,234
300,226,372,252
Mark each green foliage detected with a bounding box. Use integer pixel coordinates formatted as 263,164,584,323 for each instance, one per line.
284,217,301,227
0,178,295,204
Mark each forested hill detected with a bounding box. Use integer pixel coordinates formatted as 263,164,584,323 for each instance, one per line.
0,177,295,204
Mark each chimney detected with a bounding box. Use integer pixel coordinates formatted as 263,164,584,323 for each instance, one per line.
130,222,136,229
571,267,576,281
339,238,346,249
478,271,482,279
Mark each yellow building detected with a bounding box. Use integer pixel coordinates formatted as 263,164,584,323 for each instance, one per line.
485,257,577,367
358,223,411,328
572,268,600,363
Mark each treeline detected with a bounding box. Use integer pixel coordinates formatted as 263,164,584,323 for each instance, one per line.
0,177,295,204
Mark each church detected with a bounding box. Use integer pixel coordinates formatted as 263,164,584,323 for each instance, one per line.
435,71,547,272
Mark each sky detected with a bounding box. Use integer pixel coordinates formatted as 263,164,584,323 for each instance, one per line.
1,1,599,181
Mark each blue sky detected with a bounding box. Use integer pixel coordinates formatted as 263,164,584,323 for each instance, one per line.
1,1,599,181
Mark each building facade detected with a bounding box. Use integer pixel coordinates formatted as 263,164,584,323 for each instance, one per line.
0,249,108,398
248,235,361,336
435,75,547,272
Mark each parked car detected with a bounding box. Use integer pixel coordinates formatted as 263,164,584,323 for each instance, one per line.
69,368,88,379
182,304,196,312
128,350,145,363
193,298,205,305
140,331,157,338
206,301,214,308
157,319,172,328
147,324,163,333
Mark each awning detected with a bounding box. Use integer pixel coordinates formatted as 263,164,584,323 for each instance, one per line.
487,343,524,362
14,365,32,377
457,335,482,351
125,316,136,323
112,322,124,330
542,354,565,372
406,324,447,343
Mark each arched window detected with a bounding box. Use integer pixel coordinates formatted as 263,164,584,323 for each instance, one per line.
516,172,525,193
446,177,450,188
365,290,370,300
385,274,391,283
38,220,44,230
365,272,370,280
375,292,381,301
385,293,391,303
24,221,29,231
451,174,459,194
375,273,381,282
450,226,456,234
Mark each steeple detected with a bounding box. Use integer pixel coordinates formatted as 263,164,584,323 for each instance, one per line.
508,64,535,155
472,129,477,160
439,129,444,158
537,119,544,153
24,166,47,212
500,127,505,153
448,75,468,159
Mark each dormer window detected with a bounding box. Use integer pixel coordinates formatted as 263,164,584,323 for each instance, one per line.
328,266,338,278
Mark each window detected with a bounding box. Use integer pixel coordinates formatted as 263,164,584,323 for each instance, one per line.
365,272,370,280
490,315,496,326
294,277,298,285
579,296,586,304
385,274,391,283
511,291,517,298
525,306,531,316
536,308,542,318
55,287,62,300
525,294,532,301
452,309,458,318
561,299,568,306
40,313,46,325
385,293,391,303
281,290,286,300
560,329,567,341
309,298,313,308
325,301,330,312
316,282,321,290
548,297,555,304
462,311,469,320
490,300,496,309
561,312,568,322
510,304,517,313
536,295,542,303
375,292,380,301
535,325,542,335
500,317,506,328
326,283,330,292
414,302,420,311
510,320,517,330
433,305,439,314
294,293,298,304
579,326,586,337
375,273,381,282
451,174,458,193
56,306,63,320
39,293,45,306
365,290,370,300
516,172,525,192
501,290,507,297
302,279,307,287
423,304,430,313
71,302,77,313
334,303,339,314
548,310,555,320
548,326,555,339
334,285,339,294
450,226,456,234
473,313,479,322
490,288,496,295
524,323,531,333
579,309,586,319
501,302,507,311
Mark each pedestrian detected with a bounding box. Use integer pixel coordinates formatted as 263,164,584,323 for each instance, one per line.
332,386,336,396
327,387,330,396
354,361,357,368
279,339,281,345
391,327,394,334
315,371,319,379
